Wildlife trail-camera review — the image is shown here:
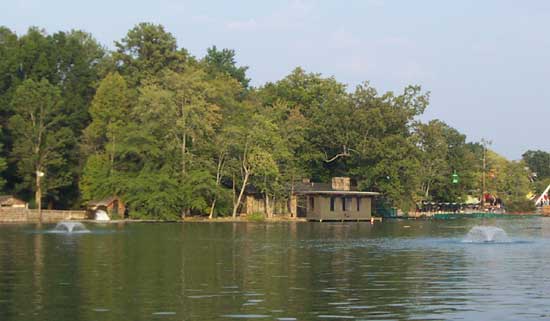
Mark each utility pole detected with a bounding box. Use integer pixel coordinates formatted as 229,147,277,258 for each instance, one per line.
36,170,44,222
480,139,492,209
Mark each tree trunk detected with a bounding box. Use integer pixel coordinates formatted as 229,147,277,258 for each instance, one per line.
36,172,42,222
265,193,273,218
209,152,225,219
232,171,249,218
289,181,295,217
232,174,236,210
425,181,431,199
209,199,217,219
110,133,116,175
181,132,186,177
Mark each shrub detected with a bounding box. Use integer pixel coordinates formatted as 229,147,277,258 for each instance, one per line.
247,212,265,222
505,198,536,213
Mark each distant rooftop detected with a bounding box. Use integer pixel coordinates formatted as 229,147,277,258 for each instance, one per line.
294,180,380,196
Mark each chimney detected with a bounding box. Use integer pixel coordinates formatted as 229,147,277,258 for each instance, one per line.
331,177,351,191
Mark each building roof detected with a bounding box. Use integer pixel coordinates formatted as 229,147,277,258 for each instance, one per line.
296,190,381,196
293,182,380,196
88,196,120,207
0,195,26,205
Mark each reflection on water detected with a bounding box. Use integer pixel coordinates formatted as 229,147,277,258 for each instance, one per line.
1,219,550,320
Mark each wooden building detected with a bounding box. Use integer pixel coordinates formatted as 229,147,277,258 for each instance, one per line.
238,177,380,221
292,177,380,221
239,186,288,216
0,195,28,208
87,196,126,219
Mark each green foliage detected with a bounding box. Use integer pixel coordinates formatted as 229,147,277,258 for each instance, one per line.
414,120,478,202
9,79,73,202
499,161,534,211
83,72,130,174
535,177,550,195
123,169,221,220
125,170,185,220
114,22,187,86
505,198,536,213
203,46,250,88
522,150,550,179
80,154,113,202
247,212,266,222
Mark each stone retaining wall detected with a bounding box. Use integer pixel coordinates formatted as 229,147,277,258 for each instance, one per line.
0,208,87,223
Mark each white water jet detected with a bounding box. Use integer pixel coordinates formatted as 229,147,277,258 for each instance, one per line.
94,210,110,221
463,226,510,243
53,221,89,233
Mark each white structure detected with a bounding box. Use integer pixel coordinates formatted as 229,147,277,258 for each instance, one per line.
535,183,550,206
94,209,111,221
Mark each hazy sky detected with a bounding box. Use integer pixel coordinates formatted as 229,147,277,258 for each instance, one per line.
3,0,550,159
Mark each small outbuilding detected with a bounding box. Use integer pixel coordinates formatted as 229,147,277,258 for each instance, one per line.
238,185,288,216
0,195,28,208
87,196,126,219
292,177,380,221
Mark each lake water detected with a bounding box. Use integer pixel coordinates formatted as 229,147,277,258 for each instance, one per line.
1,218,550,321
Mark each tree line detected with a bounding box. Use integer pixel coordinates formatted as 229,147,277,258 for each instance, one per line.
0,23,542,218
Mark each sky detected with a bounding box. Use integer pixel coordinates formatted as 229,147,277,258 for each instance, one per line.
2,0,550,159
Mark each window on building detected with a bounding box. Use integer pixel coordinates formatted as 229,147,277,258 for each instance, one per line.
330,197,335,211
357,197,361,211
309,197,315,210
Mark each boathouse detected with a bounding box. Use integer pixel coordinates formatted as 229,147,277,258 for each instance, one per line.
87,196,126,219
0,195,28,208
293,177,380,221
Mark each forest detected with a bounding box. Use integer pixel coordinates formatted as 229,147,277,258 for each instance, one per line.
0,23,545,219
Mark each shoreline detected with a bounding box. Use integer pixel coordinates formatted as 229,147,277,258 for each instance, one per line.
0,213,543,224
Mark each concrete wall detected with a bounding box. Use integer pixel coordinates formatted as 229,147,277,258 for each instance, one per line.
306,195,372,221
0,208,87,223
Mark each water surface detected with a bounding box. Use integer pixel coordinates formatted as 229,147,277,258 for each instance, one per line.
1,218,549,320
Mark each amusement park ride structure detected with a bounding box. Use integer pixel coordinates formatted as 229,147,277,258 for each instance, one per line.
535,183,550,215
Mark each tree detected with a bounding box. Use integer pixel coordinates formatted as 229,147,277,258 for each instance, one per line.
84,72,130,169
114,23,187,86
347,83,429,211
2,27,106,208
522,150,550,180
500,160,534,212
50,30,105,132
415,120,449,199
0,27,19,119
414,120,478,202
137,68,221,179
79,154,112,202
203,46,250,88
9,79,71,214
225,110,286,218
270,101,311,215
259,68,347,180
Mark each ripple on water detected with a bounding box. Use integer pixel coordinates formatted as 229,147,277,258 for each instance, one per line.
92,308,110,312
152,311,176,316
222,314,271,319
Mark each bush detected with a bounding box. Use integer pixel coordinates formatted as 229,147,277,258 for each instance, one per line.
505,198,536,213
247,212,265,222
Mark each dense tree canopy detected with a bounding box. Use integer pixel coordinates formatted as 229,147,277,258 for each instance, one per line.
0,23,540,215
